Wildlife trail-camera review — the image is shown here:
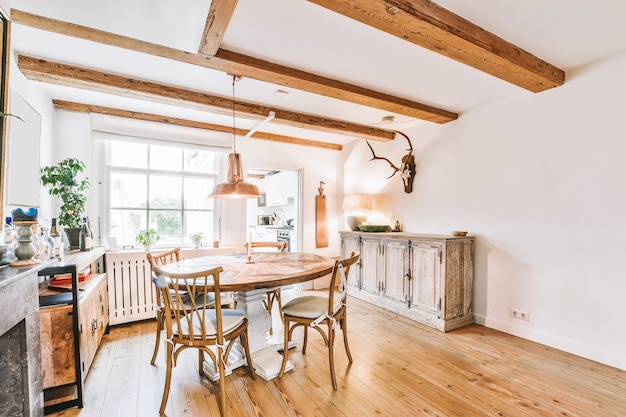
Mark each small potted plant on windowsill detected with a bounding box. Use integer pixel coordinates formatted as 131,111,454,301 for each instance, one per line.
40,157,90,249
136,228,159,251
189,232,204,249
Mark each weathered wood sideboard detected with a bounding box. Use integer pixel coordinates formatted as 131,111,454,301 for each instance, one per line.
340,231,474,332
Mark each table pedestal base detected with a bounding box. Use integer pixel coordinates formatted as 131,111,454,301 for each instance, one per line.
202,287,293,381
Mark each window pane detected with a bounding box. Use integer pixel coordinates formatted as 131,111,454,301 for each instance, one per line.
184,148,216,173
110,172,147,208
150,144,182,171
111,140,147,168
150,210,182,246
184,177,215,209
109,209,147,246
149,175,182,208
105,138,222,247
185,211,214,242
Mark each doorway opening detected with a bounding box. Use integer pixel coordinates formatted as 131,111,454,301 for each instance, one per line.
246,168,301,252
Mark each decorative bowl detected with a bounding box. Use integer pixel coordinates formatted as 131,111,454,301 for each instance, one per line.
358,225,390,232
451,231,468,237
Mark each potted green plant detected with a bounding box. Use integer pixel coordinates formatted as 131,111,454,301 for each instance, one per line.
40,157,90,249
136,228,160,251
189,232,204,249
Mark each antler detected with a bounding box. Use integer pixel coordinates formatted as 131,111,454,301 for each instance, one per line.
366,131,416,193
366,140,401,179
395,130,413,153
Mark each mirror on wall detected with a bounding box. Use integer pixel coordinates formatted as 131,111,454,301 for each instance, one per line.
5,89,41,207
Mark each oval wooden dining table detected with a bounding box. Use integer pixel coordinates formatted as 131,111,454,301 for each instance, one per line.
157,251,335,381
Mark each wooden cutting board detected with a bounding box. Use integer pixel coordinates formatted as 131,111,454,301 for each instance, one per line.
316,182,328,247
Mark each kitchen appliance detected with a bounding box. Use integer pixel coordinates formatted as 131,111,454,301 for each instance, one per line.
277,228,294,252
258,215,272,226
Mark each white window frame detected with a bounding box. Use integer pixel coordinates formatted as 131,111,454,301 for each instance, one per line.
92,133,228,249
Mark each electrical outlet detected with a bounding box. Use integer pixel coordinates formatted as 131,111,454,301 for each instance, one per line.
511,308,530,321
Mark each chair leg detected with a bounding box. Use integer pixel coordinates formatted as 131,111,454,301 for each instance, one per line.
279,319,290,377
302,325,308,354
275,290,283,323
341,313,353,363
265,289,282,336
266,292,274,335
151,310,164,365
240,332,256,380
159,341,174,415
328,322,337,390
216,345,227,417
198,350,204,375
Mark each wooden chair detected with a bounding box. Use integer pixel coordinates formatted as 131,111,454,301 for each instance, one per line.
278,251,360,389
152,263,255,416
244,241,288,335
146,248,215,365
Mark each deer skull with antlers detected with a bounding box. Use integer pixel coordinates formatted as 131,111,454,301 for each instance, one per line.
366,131,416,193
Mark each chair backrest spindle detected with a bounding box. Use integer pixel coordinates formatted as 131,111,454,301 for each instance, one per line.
327,251,359,317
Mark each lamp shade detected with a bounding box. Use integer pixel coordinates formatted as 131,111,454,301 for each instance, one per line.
342,193,372,211
210,153,261,198
342,193,372,231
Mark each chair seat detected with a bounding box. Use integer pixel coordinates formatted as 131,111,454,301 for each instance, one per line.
179,291,216,309
174,309,245,338
282,292,343,319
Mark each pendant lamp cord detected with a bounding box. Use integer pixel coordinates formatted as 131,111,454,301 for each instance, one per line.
232,75,237,154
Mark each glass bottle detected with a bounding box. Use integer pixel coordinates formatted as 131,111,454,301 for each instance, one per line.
85,216,94,250
58,235,65,261
43,227,55,259
80,217,93,251
79,218,88,251
31,224,43,259
50,218,61,258
3,216,13,244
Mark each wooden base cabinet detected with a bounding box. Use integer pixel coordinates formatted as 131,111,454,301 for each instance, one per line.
340,232,474,332
38,248,108,413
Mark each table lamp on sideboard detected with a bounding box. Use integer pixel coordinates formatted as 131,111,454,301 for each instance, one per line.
342,193,372,231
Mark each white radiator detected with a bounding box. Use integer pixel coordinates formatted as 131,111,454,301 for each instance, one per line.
106,247,236,325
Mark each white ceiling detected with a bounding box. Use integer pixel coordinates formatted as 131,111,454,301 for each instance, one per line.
9,0,626,145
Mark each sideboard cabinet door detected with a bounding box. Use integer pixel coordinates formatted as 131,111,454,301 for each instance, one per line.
341,234,361,289
409,243,442,317
381,239,410,304
359,237,381,295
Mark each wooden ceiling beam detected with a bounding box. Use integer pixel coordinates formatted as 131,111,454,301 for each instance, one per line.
52,100,343,151
214,48,456,123
18,55,392,142
198,0,239,55
10,9,457,123
307,0,565,92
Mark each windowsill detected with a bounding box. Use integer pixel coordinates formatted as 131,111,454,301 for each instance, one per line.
107,246,236,254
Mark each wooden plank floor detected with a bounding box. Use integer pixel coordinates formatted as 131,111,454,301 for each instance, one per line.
48,297,626,417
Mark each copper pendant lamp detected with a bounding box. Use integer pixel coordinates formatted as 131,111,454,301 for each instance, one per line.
209,75,261,199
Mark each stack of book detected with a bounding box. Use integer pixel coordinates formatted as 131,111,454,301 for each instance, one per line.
47,268,91,291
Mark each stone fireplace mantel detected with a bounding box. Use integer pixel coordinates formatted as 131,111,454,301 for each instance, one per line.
0,261,53,417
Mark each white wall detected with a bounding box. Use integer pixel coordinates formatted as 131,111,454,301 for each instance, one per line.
344,51,626,370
